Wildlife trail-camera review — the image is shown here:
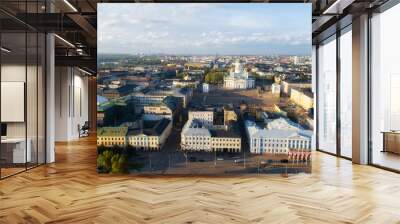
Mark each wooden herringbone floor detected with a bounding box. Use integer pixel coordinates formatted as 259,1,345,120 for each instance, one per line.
1,136,400,224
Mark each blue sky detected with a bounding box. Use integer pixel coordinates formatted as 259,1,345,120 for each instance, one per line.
98,4,311,55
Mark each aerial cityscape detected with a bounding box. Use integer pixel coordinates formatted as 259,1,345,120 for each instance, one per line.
97,4,313,174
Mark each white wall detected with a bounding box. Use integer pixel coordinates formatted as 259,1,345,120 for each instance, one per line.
55,67,89,141
1,64,26,138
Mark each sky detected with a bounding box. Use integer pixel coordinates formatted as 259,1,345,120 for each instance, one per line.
98,4,311,56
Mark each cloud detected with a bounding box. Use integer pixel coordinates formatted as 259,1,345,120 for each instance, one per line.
98,3,311,55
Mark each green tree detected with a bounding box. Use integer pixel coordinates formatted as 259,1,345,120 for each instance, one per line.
111,154,128,173
97,150,113,172
204,70,226,84
176,72,188,79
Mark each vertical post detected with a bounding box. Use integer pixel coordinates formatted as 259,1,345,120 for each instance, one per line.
314,45,319,151
0,22,2,179
214,150,216,166
352,14,369,164
46,29,55,163
336,28,341,157
243,150,246,169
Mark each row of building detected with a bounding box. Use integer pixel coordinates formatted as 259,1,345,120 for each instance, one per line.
180,110,312,154
97,118,172,150
271,80,314,110
98,107,311,154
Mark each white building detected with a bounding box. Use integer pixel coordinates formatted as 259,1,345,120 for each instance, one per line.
181,117,241,152
245,120,311,154
172,80,198,88
224,60,255,89
271,83,281,96
181,119,212,151
203,83,209,93
293,56,299,65
188,111,214,127
280,80,312,96
266,117,313,136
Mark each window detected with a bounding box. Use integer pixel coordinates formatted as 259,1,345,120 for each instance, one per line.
318,35,337,154
1,3,46,178
340,27,353,158
370,4,400,171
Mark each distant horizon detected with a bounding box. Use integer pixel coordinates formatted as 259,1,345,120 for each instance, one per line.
98,53,311,57
98,3,311,56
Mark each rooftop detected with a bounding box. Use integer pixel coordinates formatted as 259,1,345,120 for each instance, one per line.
98,127,128,137
127,118,171,137
282,79,311,84
210,125,241,138
245,120,311,139
97,99,127,112
292,87,314,98
117,84,138,95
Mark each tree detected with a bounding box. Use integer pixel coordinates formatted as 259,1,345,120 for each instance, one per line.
111,154,128,173
97,150,113,172
176,72,188,79
204,70,226,84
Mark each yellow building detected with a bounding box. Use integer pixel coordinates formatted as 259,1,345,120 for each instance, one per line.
223,109,237,125
211,135,241,152
290,88,314,110
144,105,172,116
97,127,128,147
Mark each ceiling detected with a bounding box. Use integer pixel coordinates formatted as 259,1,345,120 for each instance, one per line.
0,0,393,73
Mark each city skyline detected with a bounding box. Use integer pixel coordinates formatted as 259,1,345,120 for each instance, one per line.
98,3,312,56
98,53,310,56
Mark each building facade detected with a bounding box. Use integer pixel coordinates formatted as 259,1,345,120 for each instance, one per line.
290,88,314,110
188,111,214,127
210,129,241,152
271,83,281,96
203,83,209,93
181,118,241,152
281,80,312,96
97,127,128,147
245,120,311,154
127,119,172,150
223,109,237,125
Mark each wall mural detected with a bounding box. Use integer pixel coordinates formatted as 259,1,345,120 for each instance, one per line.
97,3,313,175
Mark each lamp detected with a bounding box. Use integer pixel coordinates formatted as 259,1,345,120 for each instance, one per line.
1,47,11,53
63,0,78,12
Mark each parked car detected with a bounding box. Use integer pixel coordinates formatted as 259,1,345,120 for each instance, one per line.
217,157,224,161
280,159,289,163
234,159,244,163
